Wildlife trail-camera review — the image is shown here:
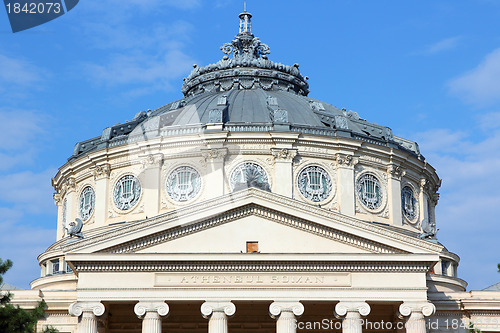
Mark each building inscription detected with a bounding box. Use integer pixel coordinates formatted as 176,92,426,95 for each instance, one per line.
154,273,351,288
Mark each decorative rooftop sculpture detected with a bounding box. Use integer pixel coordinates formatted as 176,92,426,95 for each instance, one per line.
65,218,84,239
419,218,438,240
181,5,309,97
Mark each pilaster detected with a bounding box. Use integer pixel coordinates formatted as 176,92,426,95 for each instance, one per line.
387,164,405,226
201,148,228,196
270,148,297,196
92,163,111,227
139,154,164,217
335,154,358,216
61,177,77,238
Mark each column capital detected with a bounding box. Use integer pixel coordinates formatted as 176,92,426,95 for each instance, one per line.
201,301,236,319
91,163,111,180
335,301,371,317
201,148,228,162
335,153,358,168
270,148,297,163
269,301,304,319
69,301,105,317
134,301,169,318
387,164,405,180
139,154,164,169
399,301,435,317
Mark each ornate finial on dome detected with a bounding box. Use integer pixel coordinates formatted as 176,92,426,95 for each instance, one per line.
239,0,252,34
221,2,270,61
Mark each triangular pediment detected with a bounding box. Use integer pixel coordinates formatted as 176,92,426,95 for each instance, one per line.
63,189,443,257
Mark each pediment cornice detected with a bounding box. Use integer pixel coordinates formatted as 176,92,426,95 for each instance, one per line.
62,188,444,255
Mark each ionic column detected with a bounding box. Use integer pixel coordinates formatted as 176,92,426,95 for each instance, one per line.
134,302,169,333
201,301,236,333
269,301,304,333
69,302,105,333
399,302,435,333
334,302,371,333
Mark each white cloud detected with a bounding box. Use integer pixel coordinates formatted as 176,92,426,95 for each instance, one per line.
477,111,500,131
75,2,197,96
0,54,44,86
448,48,500,107
0,109,49,171
419,36,461,55
0,169,56,214
414,127,500,289
0,217,55,289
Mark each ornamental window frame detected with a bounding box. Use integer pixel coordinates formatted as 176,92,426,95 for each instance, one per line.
113,174,142,211
355,170,387,213
296,164,335,203
165,165,203,203
228,161,271,192
401,182,419,224
78,185,95,221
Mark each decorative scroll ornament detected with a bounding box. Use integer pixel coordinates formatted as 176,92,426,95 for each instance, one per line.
201,302,236,318
399,302,436,318
335,302,371,317
387,164,405,180
69,302,105,317
269,302,304,318
221,33,270,62
91,163,111,180
134,302,169,318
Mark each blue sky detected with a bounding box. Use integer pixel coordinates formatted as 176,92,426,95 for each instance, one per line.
0,0,499,290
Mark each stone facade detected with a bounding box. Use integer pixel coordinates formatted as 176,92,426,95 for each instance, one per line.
8,7,500,333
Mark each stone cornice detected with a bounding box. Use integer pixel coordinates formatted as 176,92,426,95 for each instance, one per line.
68,258,435,274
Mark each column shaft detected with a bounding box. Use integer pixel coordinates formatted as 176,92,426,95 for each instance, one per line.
405,312,426,333
78,312,98,333
208,311,228,333
276,311,297,333
342,311,363,333
142,311,162,333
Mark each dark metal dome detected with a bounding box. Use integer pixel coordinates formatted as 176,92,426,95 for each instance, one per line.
68,10,421,161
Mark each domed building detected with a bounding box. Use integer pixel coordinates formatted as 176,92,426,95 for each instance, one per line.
9,8,500,333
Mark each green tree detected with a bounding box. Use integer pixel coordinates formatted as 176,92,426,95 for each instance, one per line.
469,322,482,333
0,258,58,333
